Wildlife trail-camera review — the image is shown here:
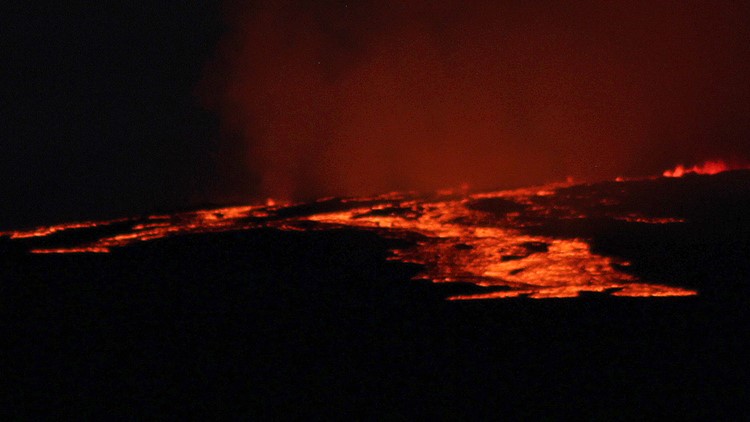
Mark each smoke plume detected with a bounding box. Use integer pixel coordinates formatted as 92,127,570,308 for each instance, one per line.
201,0,750,201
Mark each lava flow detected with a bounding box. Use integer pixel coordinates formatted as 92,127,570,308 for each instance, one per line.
0,172,708,300
305,185,696,300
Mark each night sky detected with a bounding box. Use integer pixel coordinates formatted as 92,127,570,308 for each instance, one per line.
4,1,750,229
3,3,224,229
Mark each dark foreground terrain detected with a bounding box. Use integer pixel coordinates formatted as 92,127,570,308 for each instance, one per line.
3,172,750,419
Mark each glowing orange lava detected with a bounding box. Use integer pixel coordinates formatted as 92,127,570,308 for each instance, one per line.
17,206,268,254
305,185,696,299
662,160,747,177
1,220,128,239
1,182,698,300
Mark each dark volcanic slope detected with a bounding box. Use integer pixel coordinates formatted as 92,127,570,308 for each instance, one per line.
3,172,750,419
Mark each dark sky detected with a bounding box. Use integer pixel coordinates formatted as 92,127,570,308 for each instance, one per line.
2,3,224,229
4,1,750,229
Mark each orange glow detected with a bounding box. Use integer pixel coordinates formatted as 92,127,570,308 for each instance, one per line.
0,220,128,239
662,160,748,177
5,205,266,254
31,247,110,254
305,186,696,299
3,180,698,300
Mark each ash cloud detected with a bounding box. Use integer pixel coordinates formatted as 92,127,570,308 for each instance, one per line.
202,0,750,201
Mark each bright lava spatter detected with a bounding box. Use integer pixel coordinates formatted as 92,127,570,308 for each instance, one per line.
1,179,698,300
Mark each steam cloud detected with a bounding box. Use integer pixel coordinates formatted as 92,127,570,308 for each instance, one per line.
202,0,750,201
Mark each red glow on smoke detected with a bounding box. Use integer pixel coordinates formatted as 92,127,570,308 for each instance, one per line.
201,1,750,201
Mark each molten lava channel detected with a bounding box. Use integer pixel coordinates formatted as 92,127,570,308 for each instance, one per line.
0,174,701,300
305,186,696,300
